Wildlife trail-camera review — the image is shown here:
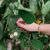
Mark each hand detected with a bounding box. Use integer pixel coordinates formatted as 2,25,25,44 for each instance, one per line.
16,18,39,32
16,18,26,31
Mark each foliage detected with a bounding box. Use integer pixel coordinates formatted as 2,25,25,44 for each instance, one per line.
0,0,50,50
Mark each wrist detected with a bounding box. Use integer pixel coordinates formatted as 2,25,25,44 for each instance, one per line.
36,24,40,32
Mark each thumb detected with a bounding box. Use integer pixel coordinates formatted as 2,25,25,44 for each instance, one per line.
17,22,26,29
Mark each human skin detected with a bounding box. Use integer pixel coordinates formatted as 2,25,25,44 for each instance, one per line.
16,18,50,35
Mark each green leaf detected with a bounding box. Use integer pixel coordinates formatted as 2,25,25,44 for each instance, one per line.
0,22,3,40
19,10,36,24
30,39,44,50
42,1,50,16
31,32,38,39
9,3,19,15
0,44,7,50
1,0,16,7
45,13,50,23
3,7,11,19
19,32,28,40
38,37,48,44
17,4,31,12
13,10,18,15
19,7,31,12
14,2,31,12
24,41,30,48
8,17,17,30
7,15,20,30
20,40,25,49
20,40,30,49
29,0,38,14
18,5,31,12
13,2,19,8
9,3,15,10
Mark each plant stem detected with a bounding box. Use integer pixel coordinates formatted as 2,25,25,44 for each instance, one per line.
42,0,44,7
42,16,45,24
18,0,21,4
7,40,12,50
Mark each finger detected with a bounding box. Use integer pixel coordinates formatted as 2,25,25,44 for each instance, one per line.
16,18,24,23
18,18,24,21
17,22,27,29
